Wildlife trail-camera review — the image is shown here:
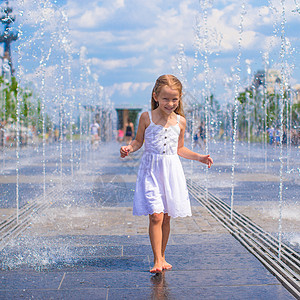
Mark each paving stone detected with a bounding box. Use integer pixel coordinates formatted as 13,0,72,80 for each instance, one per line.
107,284,293,300
0,288,108,300
0,271,63,290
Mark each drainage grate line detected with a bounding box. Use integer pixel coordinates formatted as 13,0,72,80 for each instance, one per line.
189,183,300,271
0,187,63,251
187,179,300,299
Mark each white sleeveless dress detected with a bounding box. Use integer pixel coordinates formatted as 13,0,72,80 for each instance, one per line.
133,111,192,218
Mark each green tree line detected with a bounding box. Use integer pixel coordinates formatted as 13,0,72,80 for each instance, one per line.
237,87,300,141
0,76,52,133
187,87,299,144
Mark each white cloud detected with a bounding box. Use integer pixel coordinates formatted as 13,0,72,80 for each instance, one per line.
106,81,152,98
66,0,197,52
77,7,110,28
70,30,115,47
65,0,127,29
115,0,125,9
17,0,61,29
195,2,286,52
91,56,142,70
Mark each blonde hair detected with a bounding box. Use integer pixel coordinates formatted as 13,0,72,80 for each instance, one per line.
151,74,185,117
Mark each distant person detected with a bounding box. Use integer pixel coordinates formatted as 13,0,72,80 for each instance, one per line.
219,127,224,140
0,120,5,147
193,123,206,150
199,122,206,150
275,127,280,146
267,127,275,145
90,121,100,149
124,118,134,144
117,128,124,143
193,130,199,147
282,126,287,144
45,132,49,144
54,128,59,142
120,74,213,274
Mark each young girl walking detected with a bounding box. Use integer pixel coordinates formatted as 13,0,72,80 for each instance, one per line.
120,74,213,273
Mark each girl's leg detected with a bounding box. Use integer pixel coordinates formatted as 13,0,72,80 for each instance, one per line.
161,214,172,270
149,213,164,273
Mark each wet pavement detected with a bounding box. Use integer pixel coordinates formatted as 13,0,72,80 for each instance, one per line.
0,234,294,299
0,141,298,299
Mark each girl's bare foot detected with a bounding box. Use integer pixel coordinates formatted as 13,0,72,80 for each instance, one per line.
162,259,172,270
150,261,163,273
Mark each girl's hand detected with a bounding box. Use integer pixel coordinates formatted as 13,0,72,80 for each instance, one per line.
120,145,133,158
199,154,213,168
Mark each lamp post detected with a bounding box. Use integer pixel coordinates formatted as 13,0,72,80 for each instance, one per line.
0,1,18,77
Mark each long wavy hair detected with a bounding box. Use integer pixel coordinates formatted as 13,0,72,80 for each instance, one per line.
151,74,185,117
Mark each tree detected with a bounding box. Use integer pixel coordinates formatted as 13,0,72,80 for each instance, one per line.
0,75,51,135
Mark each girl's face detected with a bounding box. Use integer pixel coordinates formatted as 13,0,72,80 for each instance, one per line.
153,85,180,115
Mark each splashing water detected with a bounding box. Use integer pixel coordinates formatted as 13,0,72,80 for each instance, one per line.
230,2,246,220
277,0,287,259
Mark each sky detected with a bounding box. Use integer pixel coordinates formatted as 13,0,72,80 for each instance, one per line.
5,0,300,109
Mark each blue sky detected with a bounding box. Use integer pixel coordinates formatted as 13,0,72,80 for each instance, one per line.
7,0,300,109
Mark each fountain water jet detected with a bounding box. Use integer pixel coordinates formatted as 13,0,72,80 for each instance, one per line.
230,2,246,220
277,0,287,259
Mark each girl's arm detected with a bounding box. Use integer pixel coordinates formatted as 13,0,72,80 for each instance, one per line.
177,117,213,168
120,112,148,158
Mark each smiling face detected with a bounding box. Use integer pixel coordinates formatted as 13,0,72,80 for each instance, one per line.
151,74,184,117
153,85,180,115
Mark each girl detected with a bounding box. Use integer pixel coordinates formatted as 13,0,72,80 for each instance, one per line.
120,75,213,273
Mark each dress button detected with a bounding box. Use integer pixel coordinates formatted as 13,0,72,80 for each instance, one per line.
165,136,167,139
163,151,165,154
165,129,167,131
164,143,166,146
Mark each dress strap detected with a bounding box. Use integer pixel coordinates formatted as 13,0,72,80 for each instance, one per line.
176,114,180,123
148,111,153,123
